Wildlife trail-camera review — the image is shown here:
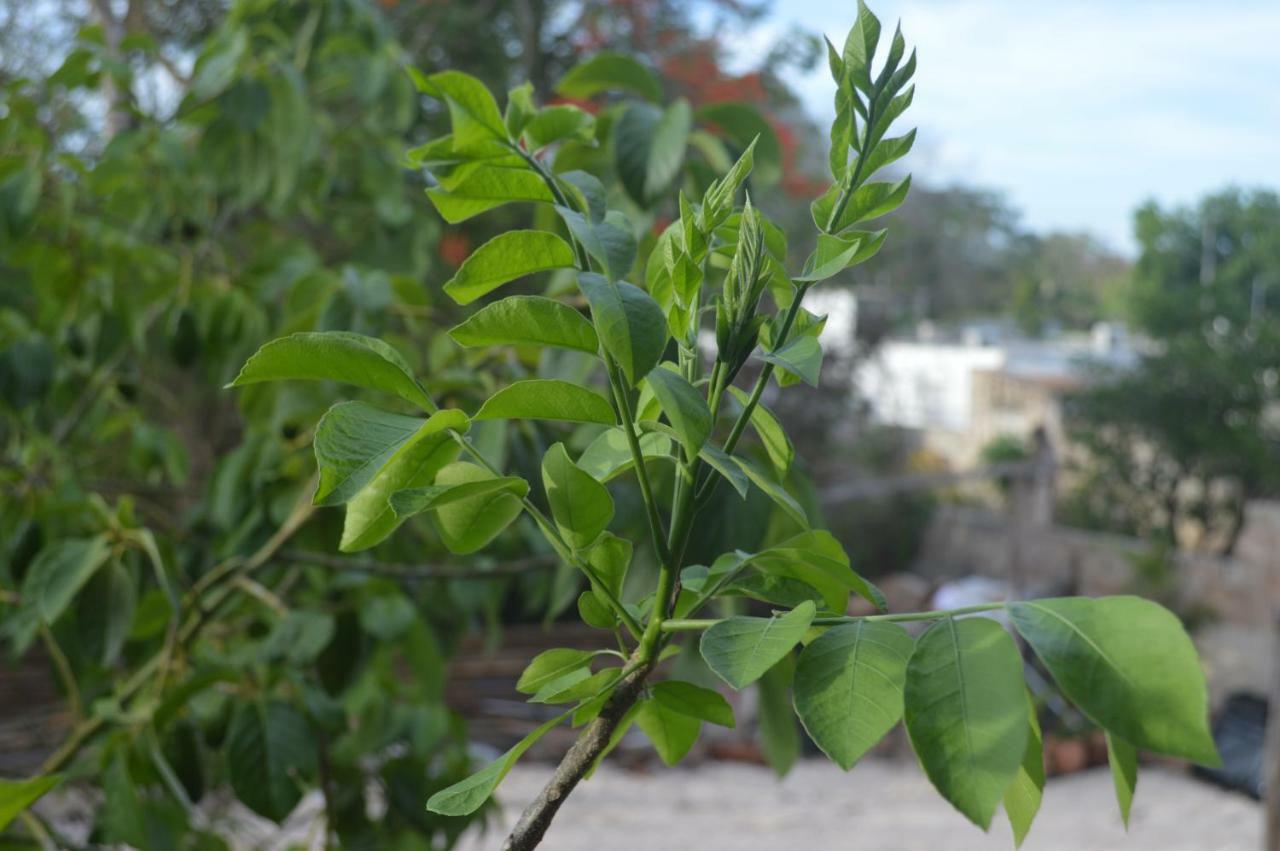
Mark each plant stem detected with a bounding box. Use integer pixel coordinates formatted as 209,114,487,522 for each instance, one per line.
38,486,317,777
500,661,652,851
448,428,644,640
660,602,1009,632
39,626,81,723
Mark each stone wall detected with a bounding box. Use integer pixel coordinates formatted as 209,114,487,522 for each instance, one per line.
914,500,1280,703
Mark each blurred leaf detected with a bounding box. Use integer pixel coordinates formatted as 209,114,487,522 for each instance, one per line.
226,700,317,822
556,52,662,102
614,100,692,206
22,537,112,626
0,774,62,832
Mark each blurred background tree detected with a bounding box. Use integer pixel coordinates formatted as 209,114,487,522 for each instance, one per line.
1063,189,1280,552
0,0,826,846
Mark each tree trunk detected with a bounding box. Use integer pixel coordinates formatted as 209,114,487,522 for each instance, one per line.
500,662,651,851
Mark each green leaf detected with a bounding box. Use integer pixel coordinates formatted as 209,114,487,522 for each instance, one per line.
442,230,576,305
339,409,469,551
758,657,800,776
523,105,595,150
614,100,692,206
793,621,913,770
700,600,816,690
587,533,633,602
22,537,111,625
644,366,711,458
1008,596,1218,764
578,590,616,629
414,70,507,151
391,476,529,518
558,170,607,222
556,52,663,102
431,461,525,554
504,81,536,138
861,128,917,179
763,335,822,387
449,295,599,353
542,442,614,549
226,699,317,822
652,681,735,728
555,207,636,280
81,560,137,665
533,667,621,704
426,710,569,816
1107,733,1138,828
312,402,429,506
1004,695,1045,847
733,456,809,529
635,697,701,766
578,428,673,482
726,386,793,475
697,103,781,185
577,272,668,386
795,230,887,283
753,529,885,614
474,379,616,425
702,140,757,228
0,774,62,832
813,175,912,235
698,442,749,498
903,617,1029,829
230,331,434,411
427,164,555,224
516,648,596,694
260,611,335,666
843,0,882,90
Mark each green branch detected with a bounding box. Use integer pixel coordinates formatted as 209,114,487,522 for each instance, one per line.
660,603,1009,632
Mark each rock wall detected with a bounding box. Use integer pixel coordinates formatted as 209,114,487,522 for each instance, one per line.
914,500,1280,703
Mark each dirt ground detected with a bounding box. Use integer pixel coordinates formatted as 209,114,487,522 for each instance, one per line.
458,759,1260,851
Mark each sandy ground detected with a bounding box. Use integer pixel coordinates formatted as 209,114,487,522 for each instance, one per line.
458,759,1260,851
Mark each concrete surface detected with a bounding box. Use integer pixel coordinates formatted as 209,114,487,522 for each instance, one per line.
458,759,1260,851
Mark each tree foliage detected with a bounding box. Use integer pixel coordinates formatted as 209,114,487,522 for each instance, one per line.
219,6,1215,850
1065,189,1280,548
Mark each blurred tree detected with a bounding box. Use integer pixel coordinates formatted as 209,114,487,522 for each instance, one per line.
1063,189,1280,551
1129,188,1280,338
1,0,807,845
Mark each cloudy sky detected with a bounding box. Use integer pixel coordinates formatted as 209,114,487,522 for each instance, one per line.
744,0,1280,254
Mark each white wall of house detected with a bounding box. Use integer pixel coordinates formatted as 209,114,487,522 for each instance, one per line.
856,342,1006,432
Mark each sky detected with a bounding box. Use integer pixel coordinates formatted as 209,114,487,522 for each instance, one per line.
738,0,1280,255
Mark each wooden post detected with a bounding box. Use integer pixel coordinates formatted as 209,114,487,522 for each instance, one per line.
1007,428,1056,596
1264,613,1280,850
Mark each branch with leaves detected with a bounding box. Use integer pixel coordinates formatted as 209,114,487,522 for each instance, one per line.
216,4,1217,850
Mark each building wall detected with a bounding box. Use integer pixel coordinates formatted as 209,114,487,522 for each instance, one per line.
855,341,1005,433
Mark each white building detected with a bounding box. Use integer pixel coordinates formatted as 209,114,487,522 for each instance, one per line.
852,320,1141,466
